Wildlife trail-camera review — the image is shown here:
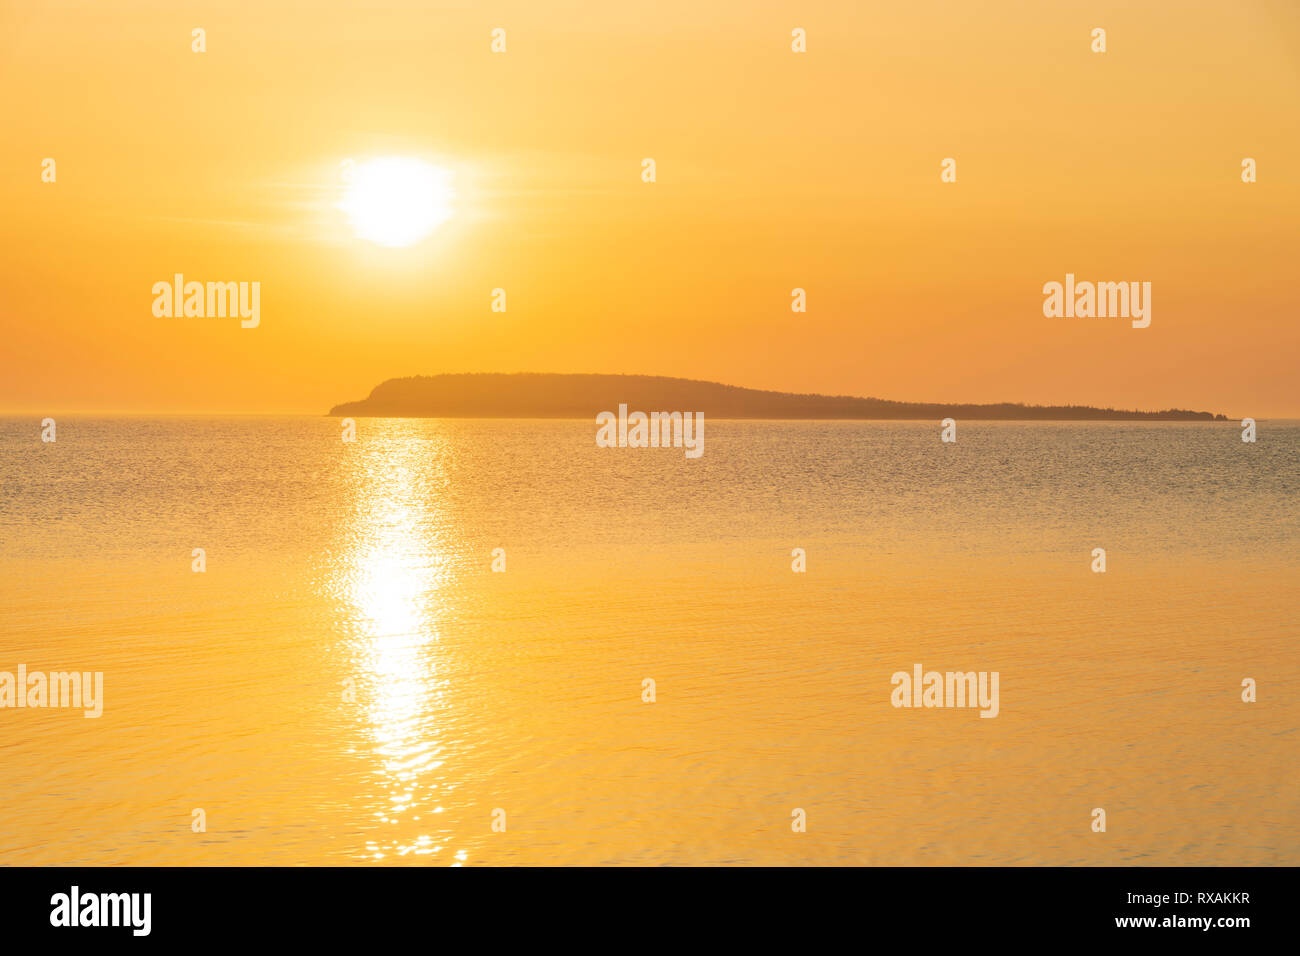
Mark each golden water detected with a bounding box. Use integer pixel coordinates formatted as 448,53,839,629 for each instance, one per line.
1,419,1295,864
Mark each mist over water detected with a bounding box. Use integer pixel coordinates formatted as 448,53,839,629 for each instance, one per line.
1,418,1296,864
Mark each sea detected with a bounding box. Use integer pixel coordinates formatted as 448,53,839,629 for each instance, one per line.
0,417,1295,864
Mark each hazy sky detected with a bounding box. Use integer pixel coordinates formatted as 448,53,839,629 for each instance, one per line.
3,0,1298,415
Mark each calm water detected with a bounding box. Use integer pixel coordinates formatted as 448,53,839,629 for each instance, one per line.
0,418,1296,865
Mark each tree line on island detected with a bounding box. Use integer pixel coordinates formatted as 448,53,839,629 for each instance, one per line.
329,373,1228,421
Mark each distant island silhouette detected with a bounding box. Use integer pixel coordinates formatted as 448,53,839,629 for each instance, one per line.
329,373,1228,421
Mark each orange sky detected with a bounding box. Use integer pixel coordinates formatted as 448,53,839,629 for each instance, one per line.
2,0,1298,416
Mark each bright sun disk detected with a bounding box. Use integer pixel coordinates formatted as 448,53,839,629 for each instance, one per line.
341,157,454,247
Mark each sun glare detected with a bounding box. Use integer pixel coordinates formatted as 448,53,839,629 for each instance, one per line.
341,157,454,247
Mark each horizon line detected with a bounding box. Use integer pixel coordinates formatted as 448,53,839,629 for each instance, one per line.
3,370,1292,420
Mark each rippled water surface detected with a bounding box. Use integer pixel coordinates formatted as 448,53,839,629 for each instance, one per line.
0,418,1296,864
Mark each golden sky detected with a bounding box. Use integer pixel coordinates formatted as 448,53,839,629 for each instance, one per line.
2,0,1298,415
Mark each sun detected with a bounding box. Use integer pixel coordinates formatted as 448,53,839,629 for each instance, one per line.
340,157,454,247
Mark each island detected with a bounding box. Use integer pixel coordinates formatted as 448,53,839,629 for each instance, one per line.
329,373,1229,421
